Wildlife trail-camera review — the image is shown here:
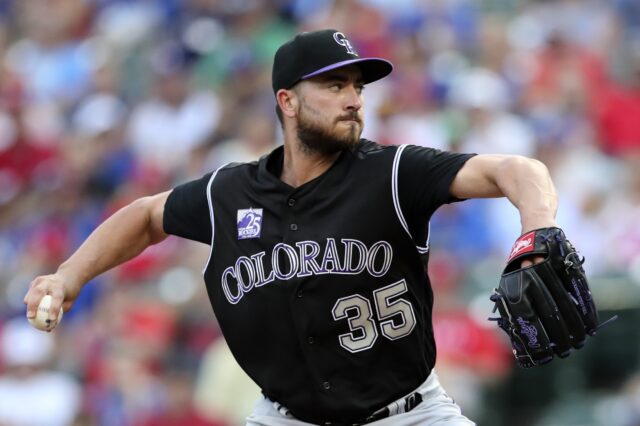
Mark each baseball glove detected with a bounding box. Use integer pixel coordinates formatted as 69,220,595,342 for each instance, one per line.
489,227,613,368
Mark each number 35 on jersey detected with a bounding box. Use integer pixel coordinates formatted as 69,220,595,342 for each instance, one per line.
332,279,416,353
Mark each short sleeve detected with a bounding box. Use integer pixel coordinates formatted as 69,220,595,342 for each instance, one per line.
397,145,475,244
163,172,213,244
399,145,475,213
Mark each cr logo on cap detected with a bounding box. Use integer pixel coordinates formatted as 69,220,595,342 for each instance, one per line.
333,32,357,56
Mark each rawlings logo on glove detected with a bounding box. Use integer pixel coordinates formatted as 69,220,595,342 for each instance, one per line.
489,227,617,368
516,317,540,348
507,231,535,262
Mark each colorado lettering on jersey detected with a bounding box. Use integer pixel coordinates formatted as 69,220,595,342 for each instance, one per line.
221,238,393,304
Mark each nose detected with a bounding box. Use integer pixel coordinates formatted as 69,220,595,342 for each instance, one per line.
345,85,362,112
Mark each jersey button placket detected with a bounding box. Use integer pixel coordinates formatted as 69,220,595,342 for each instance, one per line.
285,193,298,235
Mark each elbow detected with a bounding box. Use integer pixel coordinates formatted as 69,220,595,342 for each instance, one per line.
126,196,154,220
497,155,549,178
497,154,557,210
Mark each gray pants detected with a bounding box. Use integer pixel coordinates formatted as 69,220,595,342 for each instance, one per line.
246,370,476,426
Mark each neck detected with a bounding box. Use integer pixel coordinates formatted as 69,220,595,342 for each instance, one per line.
280,139,343,188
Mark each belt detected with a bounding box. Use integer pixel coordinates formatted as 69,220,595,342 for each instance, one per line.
344,390,423,426
274,390,423,426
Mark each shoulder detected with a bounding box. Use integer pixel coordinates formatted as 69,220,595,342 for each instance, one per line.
352,141,457,170
216,160,258,173
353,141,448,161
353,139,399,159
396,144,476,166
211,158,259,184
215,145,282,178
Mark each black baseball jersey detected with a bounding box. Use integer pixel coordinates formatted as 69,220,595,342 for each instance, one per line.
163,139,474,423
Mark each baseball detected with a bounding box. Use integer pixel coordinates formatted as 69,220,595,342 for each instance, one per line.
28,295,63,331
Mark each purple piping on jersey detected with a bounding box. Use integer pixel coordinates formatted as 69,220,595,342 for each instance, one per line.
301,58,393,80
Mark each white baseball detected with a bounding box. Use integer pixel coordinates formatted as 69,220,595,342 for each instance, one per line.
28,295,63,331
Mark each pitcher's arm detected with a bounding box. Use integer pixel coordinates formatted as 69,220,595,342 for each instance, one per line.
24,191,171,322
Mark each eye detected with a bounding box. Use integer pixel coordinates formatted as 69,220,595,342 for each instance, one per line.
355,84,365,94
329,83,342,91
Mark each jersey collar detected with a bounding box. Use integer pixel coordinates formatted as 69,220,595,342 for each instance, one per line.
257,142,359,195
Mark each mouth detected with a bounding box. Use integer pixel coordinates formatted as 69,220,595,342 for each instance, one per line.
338,117,361,124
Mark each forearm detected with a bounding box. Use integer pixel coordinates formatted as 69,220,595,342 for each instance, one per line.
494,156,558,232
57,196,168,288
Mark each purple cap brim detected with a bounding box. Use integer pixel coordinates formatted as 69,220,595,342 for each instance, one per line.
301,58,393,83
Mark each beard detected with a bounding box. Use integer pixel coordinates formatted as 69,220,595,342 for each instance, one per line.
296,102,362,156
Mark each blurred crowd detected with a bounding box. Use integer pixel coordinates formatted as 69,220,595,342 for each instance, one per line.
0,0,639,425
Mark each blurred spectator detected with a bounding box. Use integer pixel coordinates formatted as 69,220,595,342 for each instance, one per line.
430,250,511,420
4,0,93,107
136,370,225,426
449,67,536,156
593,46,640,156
0,318,81,426
204,107,279,170
68,89,134,199
194,338,261,426
548,142,623,274
598,151,640,272
126,42,221,176
0,76,62,206
377,36,451,149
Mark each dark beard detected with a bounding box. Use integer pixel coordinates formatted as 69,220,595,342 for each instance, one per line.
296,106,362,156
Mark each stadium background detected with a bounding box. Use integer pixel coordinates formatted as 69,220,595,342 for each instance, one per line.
0,0,639,425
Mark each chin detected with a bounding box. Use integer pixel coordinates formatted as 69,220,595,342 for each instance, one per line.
337,122,361,137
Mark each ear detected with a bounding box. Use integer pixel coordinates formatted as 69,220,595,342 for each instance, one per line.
276,88,298,119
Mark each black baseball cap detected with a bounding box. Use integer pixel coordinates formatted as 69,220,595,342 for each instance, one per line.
272,29,393,93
